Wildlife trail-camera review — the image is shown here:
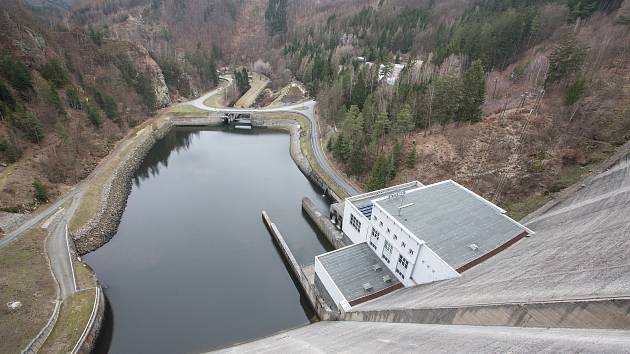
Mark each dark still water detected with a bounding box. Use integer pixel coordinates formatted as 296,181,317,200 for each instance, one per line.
85,127,333,354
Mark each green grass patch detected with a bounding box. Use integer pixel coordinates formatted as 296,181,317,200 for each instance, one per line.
40,289,95,354
202,92,226,108
73,259,96,291
506,193,553,221
168,104,208,117
0,227,56,353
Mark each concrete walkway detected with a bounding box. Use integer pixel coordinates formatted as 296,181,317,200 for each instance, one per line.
211,321,630,353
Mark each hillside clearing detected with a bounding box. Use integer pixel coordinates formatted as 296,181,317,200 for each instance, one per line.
234,73,269,108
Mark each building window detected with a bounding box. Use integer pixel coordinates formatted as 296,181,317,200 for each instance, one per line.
370,241,377,250
350,214,361,232
383,240,393,254
398,255,409,269
386,228,390,233
379,221,383,227
395,268,405,279
371,228,380,240
382,253,390,263
393,234,398,241
409,249,414,255
401,241,406,248
373,215,378,221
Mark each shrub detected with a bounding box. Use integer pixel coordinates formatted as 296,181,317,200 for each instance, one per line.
546,34,587,85
66,87,83,110
47,84,66,115
86,102,102,128
136,73,157,110
0,56,33,93
0,81,16,111
94,90,118,119
0,137,22,162
33,179,48,202
565,78,586,106
41,59,70,88
9,111,44,143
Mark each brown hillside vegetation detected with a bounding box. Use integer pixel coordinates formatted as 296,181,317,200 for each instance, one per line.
313,0,629,219
0,0,173,211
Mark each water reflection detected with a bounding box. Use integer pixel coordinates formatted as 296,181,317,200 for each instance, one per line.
134,130,199,185
87,127,332,353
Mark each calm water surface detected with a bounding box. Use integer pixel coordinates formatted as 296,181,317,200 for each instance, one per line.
86,127,332,353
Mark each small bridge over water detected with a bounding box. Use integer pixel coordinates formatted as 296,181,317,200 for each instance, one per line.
213,111,264,129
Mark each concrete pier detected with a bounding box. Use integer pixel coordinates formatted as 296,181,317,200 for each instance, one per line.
261,211,338,320
301,197,351,250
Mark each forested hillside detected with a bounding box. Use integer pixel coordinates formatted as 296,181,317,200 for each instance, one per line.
0,0,220,212
1,0,629,220
282,0,630,216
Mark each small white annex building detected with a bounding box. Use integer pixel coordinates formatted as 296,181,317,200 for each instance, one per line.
315,180,532,311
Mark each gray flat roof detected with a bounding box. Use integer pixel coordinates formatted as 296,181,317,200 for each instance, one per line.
375,180,528,269
317,243,400,302
348,181,422,211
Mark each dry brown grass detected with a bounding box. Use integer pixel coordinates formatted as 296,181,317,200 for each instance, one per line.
0,227,56,353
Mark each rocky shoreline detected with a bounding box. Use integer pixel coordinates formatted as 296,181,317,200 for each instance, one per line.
71,116,312,255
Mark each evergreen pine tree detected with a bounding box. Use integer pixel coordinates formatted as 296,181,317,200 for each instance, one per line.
406,141,417,168
367,154,389,191
460,60,485,122
392,141,402,171
546,33,587,86
348,142,365,175
395,103,414,136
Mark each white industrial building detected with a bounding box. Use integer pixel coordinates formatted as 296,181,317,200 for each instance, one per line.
315,180,532,311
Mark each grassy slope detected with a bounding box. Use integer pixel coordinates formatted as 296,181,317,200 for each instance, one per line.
0,227,56,353
40,289,95,354
203,91,227,108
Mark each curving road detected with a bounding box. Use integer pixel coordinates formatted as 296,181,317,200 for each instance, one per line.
188,80,360,197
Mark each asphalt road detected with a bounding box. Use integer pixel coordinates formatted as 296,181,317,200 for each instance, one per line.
189,80,360,197
0,189,77,249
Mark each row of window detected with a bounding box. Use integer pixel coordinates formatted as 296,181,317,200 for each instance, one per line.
395,255,409,279
373,212,415,256
398,255,409,269
350,214,361,232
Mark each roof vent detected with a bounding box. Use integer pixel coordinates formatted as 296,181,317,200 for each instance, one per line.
468,243,479,251
363,282,373,291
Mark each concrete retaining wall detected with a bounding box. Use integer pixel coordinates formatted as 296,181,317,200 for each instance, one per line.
301,197,351,249
343,298,630,330
262,210,338,321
